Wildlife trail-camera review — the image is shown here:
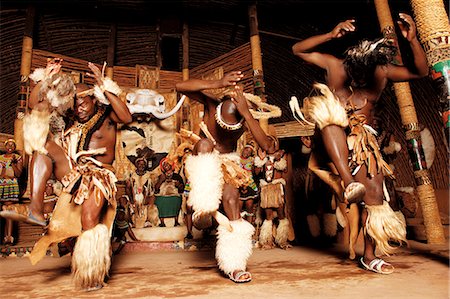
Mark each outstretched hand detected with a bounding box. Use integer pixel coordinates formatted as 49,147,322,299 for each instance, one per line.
45,58,62,78
330,19,356,39
230,85,251,118
86,62,104,86
221,71,244,87
397,13,417,41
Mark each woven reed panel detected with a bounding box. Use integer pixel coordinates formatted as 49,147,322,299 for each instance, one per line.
190,43,253,93
0,9,26,135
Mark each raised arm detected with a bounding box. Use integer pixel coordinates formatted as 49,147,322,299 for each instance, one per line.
87,62,132,124
29,58,63,110
292,20,355,69
230,86,274,152
385,13,429,81
175,71,244,104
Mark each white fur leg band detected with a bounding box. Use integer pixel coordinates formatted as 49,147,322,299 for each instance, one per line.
72,224,111,289
275,218,290,247
216,219,255,274
259,219,274,246
185,153,223,213
364,201,407,256
23,110,51,155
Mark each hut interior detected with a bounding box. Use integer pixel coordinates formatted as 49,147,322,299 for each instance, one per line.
0,0,448,251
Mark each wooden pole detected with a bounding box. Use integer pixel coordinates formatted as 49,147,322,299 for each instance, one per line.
106,23,117,79
15,5,36,152
181,22,191,133
248,4,268,133
374,0,445,244
410,0,450,147
156,20,162,69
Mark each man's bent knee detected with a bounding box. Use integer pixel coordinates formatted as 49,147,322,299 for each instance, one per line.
193,139,215,154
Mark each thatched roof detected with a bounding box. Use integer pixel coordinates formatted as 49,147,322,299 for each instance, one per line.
0,0,448,188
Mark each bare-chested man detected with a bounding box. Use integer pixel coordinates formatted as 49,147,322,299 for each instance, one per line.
292,13,428,274
2,60,132,290
176,71,277,283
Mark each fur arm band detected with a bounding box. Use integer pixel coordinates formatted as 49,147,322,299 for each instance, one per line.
29,68,46,83
93,77,123,105
254,156,267,168
274,157,287,171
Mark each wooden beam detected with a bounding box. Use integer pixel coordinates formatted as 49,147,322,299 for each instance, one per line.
106,23,117,78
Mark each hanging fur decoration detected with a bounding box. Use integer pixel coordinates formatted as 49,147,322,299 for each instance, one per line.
420,127,435,168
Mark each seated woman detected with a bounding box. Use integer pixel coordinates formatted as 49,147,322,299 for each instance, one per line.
154,158,184,227
0,139,23,245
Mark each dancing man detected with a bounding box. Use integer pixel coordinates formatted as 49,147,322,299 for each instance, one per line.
291,13,428,273
2,59,132,290
176,71,280,283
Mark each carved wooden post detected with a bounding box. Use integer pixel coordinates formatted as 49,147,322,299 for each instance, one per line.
248,4,268,133
106,23,117,79
15,5,36,152
374,0,445,243
410,0,450,146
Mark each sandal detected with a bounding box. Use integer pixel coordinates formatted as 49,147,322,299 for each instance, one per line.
344,182,366,205
0,210,47,227
228,270,252,283
360,257,394,275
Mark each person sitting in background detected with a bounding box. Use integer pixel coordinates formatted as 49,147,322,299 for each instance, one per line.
154,158,184,227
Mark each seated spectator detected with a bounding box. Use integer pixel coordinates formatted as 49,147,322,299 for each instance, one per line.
154,158,184,227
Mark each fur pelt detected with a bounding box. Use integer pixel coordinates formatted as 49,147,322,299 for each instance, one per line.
304,83,349,129
216,219,255,274
275,218,290,248
306,214,321,237
185,153,223,213
23,109,51,155
29,68,46,83
364,201,407,256
420,127,435,168
259,219,274,247
254,156,267,168
322,213,337,237
72,224,111,289
94,77,123,105
41,73,75,115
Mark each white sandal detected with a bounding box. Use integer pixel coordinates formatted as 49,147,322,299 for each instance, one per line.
360,257,394,274
228,270,252,283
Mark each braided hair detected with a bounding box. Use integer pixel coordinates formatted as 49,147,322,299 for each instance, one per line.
343,38,397,88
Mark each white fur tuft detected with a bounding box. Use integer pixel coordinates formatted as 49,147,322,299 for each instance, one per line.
420,128,435,168
185,153,223,213
29,68,46,83
23,110,51,155
364,201,407,256
258,219,274,246
275,218,290,247
216,219,255,274
72,224,111,289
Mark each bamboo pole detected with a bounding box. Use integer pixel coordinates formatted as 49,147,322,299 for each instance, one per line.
106,23,117,79
248,4,268,133
374,0,445,244
410,0,450,147
15,5,36,152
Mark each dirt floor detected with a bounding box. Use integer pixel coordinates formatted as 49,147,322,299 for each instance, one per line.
0,240,448,299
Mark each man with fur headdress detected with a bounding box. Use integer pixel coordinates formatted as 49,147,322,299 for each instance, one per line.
2,60,132,290
176,71,280,283
291,13,428,274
